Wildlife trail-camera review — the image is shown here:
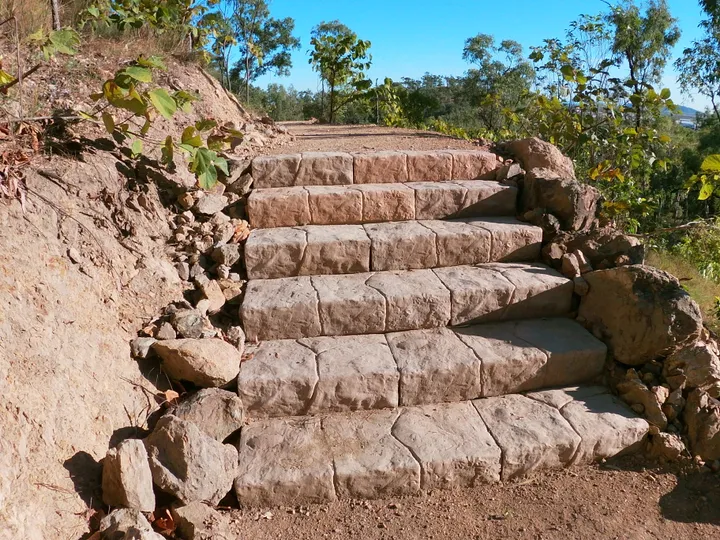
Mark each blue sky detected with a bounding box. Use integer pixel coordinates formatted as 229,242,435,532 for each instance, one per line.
250,0,710,110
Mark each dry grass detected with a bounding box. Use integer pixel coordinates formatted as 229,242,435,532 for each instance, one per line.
647,249,720,334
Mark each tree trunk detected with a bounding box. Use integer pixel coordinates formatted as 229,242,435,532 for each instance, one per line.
50,0,61,30
246,55,250,104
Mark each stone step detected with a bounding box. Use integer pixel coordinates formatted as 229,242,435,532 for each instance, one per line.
238,318,607,418
244,218,542,280
240,263,573,342
233,386,648,506
246,180,517,229
251,150,502,189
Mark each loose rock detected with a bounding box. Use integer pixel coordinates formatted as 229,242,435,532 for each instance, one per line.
663,339,720,396
101,439,155,512
194,194,228,215
130,337,156,359
99,508,152,540
152,338,242,387
169,388,244,442
171,309,206,339
561,253,581,278
616,372,668,430
648,432,686,461
684,389,720,461
171,502,228,540
211,244,241,267
199,280,226,314
155,322,177,341
144,415,238,505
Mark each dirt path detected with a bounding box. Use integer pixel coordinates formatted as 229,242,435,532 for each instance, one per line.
225,123,720,540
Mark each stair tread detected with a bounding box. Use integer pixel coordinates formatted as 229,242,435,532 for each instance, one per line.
246,180,517,229
232,386,648,506
244,217,542,279
238,318,607,418
241,262,573,341
251,150,501,189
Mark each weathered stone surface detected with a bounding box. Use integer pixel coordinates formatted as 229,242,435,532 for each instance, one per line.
171,502,227,540
392,402,501,489
422,219,492,267
522,177,601,232
449,150,499,180
365,221,438,271
102,439,155,512
241,276,321,341
198,279,226,315
252,154,301,189
490,263,573,321
561,253,581,278
648,432,686,461
246,187,310,228
99,509,152,540
411,181,466,220
171,309,206,339
502,137,576,181
663,340,720,394
145,415,238,505
295,152,353,186
542,228,645,269
528,387,648,464
130,337,156,359
169,388,244,442
353,151,408,184
353,183,415,222
513,318,606,388
302,225,371,276
238,339,318,417
325,410,419,499
313,273,386,336
235,416,336,506
616,374,667,429
194,194,228,216
366,269,450,332
579,265,704,365
453,180,518,217
468,217,542,262
406,150,453,181
123,528,166,540
302,335,399,413
456,323,547,397
152,339,241,387
244,227,307,280
211,244,241,267
307,185,364,225
473,394,581,480
433,265,515,325
388,328,482,406
684,389,720,460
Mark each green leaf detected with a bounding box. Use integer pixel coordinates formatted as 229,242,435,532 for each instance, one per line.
122,66,153,83
131,139,143,157
181,126,203,147
148,88,177,119
192,147,219,189
701,155,720,173
102,112,115,134
560,65,575,81
0,69,15,86
660,88,671,99
214,156,229,176
161,136,174,165
47,29,80,56
699,182,715,201
137,55,166,70
195,119,218,132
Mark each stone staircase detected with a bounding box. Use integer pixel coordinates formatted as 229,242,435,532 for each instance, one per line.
234,150,648,507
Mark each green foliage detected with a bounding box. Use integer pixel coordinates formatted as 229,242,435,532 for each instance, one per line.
309,20,372,123
672,219,720,281
83,56,240,189
27,28,81,60
686,154,720,201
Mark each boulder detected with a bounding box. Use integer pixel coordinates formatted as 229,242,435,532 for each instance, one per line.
152,338,242,387
648,432,686,461
144,415,238,505
169,388,244,442
578,265,703,365
684,389,720,461
522,178,601,232
171,502,228,540
101,439,155,512
663,339,720,396
99,508,152,540
501,137,576,181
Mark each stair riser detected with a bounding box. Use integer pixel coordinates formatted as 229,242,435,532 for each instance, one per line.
246,181,517,229
252,150,502,189
244,219,542,280
238,319,607,418
240,264,573,342
234,389,648,507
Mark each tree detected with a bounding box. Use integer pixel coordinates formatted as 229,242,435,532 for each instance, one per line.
50,0,61,29
607,0,680,127
308,20,372,123
676,32,720,122
230,0,300,103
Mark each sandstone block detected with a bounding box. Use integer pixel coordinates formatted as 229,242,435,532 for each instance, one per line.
449,150,499,180
238,339,318,417
312,273,386,335
406,151,453,181
247,187,310,228
365,221,438,271
235,416,336,506
453,180,517,217
302,335,399,413
420,220,492,267
410,182,466,220
388,328,482,406
302,225,371,276
468,217,542,262
325,410,420,499
296,152,353,186
366,269,451,332
392,402,502,489
241,276,321,341
473,394,581,480
354,151,408,183
307,185,363,225
244,227,307,280
353,184,415,222
252,154,301,189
